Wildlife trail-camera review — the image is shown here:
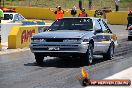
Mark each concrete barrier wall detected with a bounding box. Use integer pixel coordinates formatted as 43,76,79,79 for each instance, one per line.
15,7,57,20
7,6,129,24
14,6,128,24
8,25,50,49
8,26,38,49
106,12,128,25
8,6,95,20
1,23,22,43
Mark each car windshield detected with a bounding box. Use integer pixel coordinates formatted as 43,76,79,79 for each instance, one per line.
49,18,93,31
3,14,13,20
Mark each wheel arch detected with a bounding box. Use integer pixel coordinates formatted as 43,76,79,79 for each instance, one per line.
89,39,94,48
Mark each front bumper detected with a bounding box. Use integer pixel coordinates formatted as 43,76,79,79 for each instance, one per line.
30,42,89,54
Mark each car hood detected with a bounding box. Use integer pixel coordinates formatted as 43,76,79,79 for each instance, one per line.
33,31,94,39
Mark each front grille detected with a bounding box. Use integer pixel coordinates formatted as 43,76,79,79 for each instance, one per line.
32,47,78,51
46,38,64,42
33,45,78,47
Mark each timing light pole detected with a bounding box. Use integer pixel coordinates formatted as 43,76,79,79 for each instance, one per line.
0,0,1,7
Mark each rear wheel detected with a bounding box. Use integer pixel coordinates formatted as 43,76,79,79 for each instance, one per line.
85,43,94,65
34,53,44,65
103,43,114,60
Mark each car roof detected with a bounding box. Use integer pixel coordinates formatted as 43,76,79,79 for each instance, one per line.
3,12,18,15
63,17,101,20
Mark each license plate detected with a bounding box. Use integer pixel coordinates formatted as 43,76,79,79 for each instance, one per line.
48,47,60,51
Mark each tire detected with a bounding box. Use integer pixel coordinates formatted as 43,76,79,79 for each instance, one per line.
128,36,132,40
84,43,94,65
103,43,114,60
34,53,44,65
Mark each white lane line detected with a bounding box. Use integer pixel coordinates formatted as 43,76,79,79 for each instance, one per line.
0,48,30,55
85,67,132,88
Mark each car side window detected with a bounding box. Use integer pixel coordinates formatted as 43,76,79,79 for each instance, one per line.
18,14,25,21
14,14,19,21
102,20,112,33
99,20,107,31
94,20,102,31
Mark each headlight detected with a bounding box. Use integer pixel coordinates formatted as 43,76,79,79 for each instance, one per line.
63,39,79,42
31,39,46,42
83,39,89,42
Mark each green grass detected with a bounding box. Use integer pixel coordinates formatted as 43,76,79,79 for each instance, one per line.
2,0,132,11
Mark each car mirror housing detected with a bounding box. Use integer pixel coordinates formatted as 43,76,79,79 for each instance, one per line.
95,29,102,34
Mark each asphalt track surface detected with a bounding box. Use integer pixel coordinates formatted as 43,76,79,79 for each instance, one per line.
0,25,132,88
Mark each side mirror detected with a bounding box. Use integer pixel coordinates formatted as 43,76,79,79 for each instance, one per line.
94,28,102,34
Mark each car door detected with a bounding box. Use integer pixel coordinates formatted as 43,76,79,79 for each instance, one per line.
100,20,117,43
101,20,118,46
93,19,113,54
93,19,104,53
99,20,118,47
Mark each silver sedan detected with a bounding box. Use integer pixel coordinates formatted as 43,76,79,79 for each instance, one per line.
30,17,118,65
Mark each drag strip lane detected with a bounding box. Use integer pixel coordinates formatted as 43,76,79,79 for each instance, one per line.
0,25,131,88
0,38,132,88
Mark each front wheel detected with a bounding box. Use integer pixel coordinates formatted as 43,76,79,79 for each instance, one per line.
34,53,44,65
85,43,94,65
103,43,114,60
